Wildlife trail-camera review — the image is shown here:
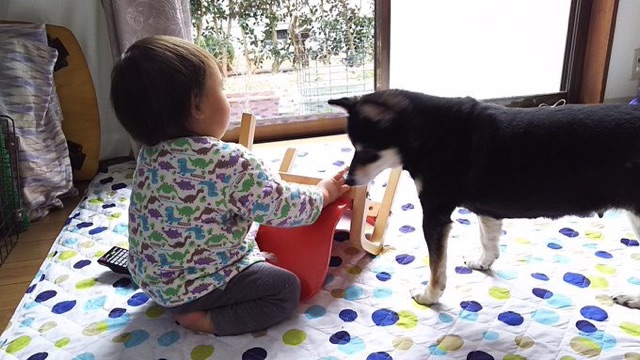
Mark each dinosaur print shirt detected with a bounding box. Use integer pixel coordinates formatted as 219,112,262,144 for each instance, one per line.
128,137,324,307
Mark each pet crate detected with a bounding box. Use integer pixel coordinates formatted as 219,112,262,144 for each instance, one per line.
0,115,28,265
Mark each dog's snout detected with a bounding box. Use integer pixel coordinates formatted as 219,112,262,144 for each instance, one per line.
345,175,356,186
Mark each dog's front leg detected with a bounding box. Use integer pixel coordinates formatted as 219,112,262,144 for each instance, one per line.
411,216,452,305
465,215,503,270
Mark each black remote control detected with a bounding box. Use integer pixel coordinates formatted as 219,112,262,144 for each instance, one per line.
98,246,130,275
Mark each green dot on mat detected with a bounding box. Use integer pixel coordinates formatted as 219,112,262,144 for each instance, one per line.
620,322,640,337
55,337,71,348
59,250,77,261
82,321,109,336
397,310,418,329
190,345,215,360
570,336,601,358
489,286,511,300
283,329,307,346
6,335,31,354
145,306,165,319
75,278,97,290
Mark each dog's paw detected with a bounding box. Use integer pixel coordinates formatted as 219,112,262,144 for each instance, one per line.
464,256,494,271
411,286,441,306
612,294,640,309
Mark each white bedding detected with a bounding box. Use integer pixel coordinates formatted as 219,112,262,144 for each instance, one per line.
1,140,640,360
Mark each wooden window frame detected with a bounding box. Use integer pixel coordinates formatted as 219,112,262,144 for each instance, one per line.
223,0,618,143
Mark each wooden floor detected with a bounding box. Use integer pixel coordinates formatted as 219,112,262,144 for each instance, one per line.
0,182,88,333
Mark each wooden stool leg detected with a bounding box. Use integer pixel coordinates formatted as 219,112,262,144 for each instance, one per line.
239,113,256,149
349,167,402,255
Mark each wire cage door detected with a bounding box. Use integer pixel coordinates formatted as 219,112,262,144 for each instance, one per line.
0,115,26,265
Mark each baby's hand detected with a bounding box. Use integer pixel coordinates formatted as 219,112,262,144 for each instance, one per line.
318,167,350,207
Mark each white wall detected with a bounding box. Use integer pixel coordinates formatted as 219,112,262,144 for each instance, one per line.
604,0,640,103
1,0,131,160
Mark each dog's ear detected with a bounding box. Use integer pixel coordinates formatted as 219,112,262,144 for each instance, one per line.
328,96,359,111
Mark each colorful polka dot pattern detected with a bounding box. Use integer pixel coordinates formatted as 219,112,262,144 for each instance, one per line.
1,143,640,359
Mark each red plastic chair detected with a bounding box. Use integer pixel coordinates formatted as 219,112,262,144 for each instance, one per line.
256,197,351,300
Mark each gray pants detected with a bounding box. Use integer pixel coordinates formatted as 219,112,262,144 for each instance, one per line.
165,261,300,336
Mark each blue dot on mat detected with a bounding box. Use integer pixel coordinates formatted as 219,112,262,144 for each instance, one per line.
242,347,267,360
330,330,351,345
435,313,452,324
496,269,518,280
333,160,345,167
111,183,127,191
344,286,365,301
372,309,399,326
324,274,335,286
89,226,108,235
460,310,479,321
460,300,483,312
401,203,414,211
629,277,640,285
26,352,48,360
621,238,639,247
498,311,524,326
127,292,150,306
546,293,574,309
35,290,57,303
399,225,415,234
102,203,116,209
456,218,471,225
395,254,415,265
84,296,106,311
458,208,471,214
367,352,393,360
595,251,613,259
339,309,358,322
559,227,579,238
532,288,554,299
123,329,150,348
576,320,597,333
532,309,560,325
455,266,472,274
580,306,608,322
333,231,349,242
76,222,93,229
157,330,180,347
483,331,499,341
304,305,326,319
52,300,76,314
563,272,591,288
338,337,365,355
373,287,392,299
113,278,132,288
329,256,343,267
74,352,95,360
109,308,127,318
376,272,392,281
548,242,563,250
531,273,549,281
73,260,91,269
26,284,36,294
467,351,495,360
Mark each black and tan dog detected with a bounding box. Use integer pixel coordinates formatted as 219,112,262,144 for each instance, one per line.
329,89,640,309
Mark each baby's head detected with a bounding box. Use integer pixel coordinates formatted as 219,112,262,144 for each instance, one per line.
110,35,230,146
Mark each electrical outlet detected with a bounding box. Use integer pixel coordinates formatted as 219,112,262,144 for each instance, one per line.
633,48,640,81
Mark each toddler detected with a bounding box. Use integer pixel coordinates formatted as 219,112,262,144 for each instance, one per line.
110,35,349,336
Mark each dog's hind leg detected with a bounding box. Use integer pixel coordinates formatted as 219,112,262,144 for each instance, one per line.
411,217,452,305
464,215,503,271
611,211,640,309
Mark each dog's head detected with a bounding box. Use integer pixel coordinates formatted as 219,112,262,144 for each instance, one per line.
329,90,410,186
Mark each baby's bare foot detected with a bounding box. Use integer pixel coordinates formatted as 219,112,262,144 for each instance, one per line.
174,311,215,334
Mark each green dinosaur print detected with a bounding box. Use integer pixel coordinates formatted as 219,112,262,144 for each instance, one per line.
215,187,228,208
163,286,179,297
172,138,190,148
157,183,178,196
168,251,188,261
279,199,291,218
189,157,214,169
149,231,165,243
240,175,255,193
134,193,147,205
232,229,244,240
205,234,226,245
176,205,201,217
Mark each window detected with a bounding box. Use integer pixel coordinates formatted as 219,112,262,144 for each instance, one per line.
190,0,375,141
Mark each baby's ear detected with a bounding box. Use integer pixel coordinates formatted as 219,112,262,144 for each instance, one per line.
190,91,205,119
